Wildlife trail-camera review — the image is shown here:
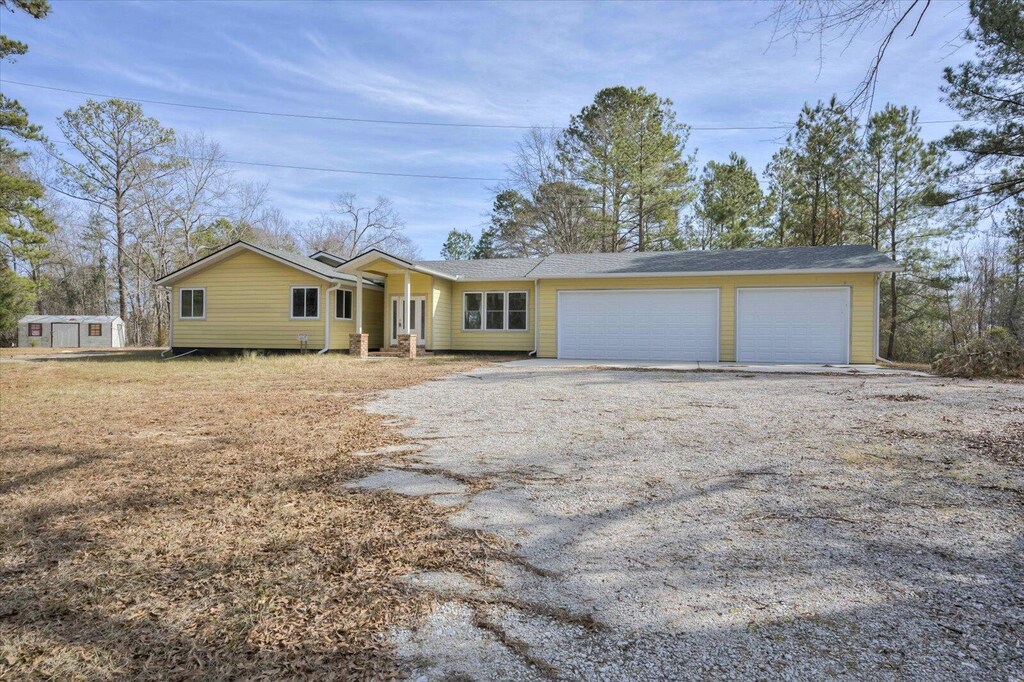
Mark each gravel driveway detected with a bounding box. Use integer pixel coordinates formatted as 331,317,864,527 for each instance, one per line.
363,364,1024,680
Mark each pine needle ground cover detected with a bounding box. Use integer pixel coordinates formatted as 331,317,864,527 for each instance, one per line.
0,352,500,679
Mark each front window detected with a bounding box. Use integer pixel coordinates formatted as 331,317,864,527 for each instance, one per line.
88,323,102,337
464,293,482,330
28,323,42,337
336,290,353,320
486,292,505,330
291,286,319,319
180,288,205,319
463,291,528,331
508,292,528,330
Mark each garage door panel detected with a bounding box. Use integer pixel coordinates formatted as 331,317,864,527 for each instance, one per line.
736,288,849,363
558,289,718,361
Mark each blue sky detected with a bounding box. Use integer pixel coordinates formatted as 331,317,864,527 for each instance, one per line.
2,0,971,257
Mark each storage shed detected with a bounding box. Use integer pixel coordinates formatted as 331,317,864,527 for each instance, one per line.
18,315,127,349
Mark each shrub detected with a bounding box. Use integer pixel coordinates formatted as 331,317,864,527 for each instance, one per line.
932,328,1024,378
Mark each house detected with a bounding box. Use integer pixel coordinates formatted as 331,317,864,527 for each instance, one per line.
18,315,126,349
155,241,900,364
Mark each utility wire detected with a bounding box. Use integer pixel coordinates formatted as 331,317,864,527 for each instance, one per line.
38,138,507,181
0,78,810,131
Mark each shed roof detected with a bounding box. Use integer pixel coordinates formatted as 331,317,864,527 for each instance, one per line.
20,315,122,323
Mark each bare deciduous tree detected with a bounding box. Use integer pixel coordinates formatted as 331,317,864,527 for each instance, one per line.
303,193,419,260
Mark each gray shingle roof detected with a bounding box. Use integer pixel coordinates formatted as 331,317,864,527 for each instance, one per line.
525,245,897,278
414,245,897,280
249,242,350,280
416,257,543,279
20,315,122,323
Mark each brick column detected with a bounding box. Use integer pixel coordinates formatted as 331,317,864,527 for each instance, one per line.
349,333,368,358
396,334,417,359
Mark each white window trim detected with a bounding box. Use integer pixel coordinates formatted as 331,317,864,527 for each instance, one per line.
290,285,321,320
179,287,206,320
462,290,529,332
335,288,354,320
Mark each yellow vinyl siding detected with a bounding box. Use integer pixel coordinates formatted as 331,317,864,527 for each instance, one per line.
171,250,325,349
451,281,536,352
536,272,877,363
171,249,384,350
431,278,453,350
329,287,384,350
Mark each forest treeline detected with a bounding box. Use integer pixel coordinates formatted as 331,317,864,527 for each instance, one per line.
1,0,1022,369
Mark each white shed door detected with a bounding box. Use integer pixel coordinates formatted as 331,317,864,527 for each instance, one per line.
557,289,719,361
736,287,850,364
51,323,80,348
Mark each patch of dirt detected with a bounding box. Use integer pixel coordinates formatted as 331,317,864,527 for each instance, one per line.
964,421,1024,469
874,393,929,402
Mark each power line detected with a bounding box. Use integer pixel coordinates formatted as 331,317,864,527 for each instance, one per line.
1,79,974,133
39,138,506,181
0,78,814,132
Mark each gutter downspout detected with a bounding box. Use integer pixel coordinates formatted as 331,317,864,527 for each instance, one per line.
319,283,341,354
529,279,539,357
873,272,881,362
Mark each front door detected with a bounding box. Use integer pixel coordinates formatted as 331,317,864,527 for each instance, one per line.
391,296,427,345
51,322,80,348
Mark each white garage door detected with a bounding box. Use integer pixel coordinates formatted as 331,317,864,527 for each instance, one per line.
51,323,80,348
557,289,719,361
736,287,850,364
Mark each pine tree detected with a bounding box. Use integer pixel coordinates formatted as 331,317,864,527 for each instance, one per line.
941,0,1024,206
690,153,765,250
440,229,475,260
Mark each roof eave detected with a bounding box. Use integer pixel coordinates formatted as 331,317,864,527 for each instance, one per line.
527,265,902,279
155,241,345,286
339,248,460,281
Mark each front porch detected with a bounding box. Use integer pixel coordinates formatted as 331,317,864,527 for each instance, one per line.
340,250,453,359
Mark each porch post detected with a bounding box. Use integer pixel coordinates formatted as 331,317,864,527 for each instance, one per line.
355,271,363,334
404,270,411,336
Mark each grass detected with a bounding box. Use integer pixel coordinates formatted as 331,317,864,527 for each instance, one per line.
0,351,509,680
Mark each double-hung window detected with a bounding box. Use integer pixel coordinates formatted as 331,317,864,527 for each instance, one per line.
180,288,205,319
28,323,42,337
336,289,353,320
88,323,102,337
291,286,319,319
463,291,528,331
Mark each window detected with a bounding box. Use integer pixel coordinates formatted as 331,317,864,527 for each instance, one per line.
291,286,319,319
463,291,528,331
336,289,353,320
486,292,505,330
464,293,482,330
508,292,528,331
88,323,102,337
28,323,42,337
180,288,205,319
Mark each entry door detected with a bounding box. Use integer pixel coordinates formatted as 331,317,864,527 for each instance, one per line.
51,323,80,348
391,296,427,345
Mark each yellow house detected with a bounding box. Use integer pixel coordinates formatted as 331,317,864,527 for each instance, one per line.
157,241,900,364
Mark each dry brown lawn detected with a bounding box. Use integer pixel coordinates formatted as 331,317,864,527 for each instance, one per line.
0,351,508,680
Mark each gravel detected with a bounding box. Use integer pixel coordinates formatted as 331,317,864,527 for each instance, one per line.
367,365,1024,680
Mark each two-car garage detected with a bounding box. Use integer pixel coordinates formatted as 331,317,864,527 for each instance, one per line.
556,286,852,364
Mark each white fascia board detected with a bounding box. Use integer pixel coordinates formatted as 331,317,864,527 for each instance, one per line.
340,249,459,281
156,242,349,286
